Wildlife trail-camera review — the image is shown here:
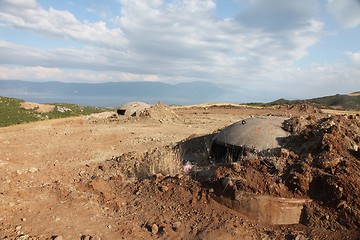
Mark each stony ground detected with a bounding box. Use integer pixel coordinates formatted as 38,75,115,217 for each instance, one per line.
0,103,359,239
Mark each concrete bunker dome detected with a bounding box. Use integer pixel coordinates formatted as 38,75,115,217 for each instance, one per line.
116,102,151,116
210,116,290,162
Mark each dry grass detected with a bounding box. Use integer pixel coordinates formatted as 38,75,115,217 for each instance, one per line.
111,147,183,180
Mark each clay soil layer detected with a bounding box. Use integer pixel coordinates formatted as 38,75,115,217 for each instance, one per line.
0,103,359,239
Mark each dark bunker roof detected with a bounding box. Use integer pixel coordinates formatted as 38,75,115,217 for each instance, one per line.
212,116,290,153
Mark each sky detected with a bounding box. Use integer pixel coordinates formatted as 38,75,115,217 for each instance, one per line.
0,0,359,102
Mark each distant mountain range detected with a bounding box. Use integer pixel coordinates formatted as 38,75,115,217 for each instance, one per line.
1,80,359,110
0,80,231,107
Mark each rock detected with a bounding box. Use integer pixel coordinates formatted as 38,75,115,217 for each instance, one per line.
28,167,39,173
175,174,183,179
15,225,22,231
154,173,165,183
158,226,165,235
337,200,348,209
261,235,271,240
81,235,92,240
172,221,181,231
320,157,342,169
151,224,159,234
295,234,308,240
221,177,233,187
353,144,359,151
280,148,290,158
230,162,242,172
52,236,63,240
18,235,30,240
159,185,169,192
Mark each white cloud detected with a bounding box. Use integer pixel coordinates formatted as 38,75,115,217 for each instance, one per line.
234,62,360,101
0,65,161,83
0,0,323,78
346,51,360,65
327,0,360,28
112,0,324,82
0,0,127,49
0,0,358,101
0,66,62,81
287,63,360,97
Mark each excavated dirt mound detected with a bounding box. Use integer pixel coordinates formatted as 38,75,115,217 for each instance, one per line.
191,114,359,232
283,114,360,230
282,103,322,114
79,151,354,240
86,114,359,237
136,103,181,123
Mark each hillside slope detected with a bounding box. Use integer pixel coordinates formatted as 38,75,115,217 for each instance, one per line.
310,93,360,110
267,92,360,111
0,96,109,127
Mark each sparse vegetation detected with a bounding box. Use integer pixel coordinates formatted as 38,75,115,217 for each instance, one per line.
45,103,110,119
111,147,183,180
0,96,110,127
310,94,360,110
246,93,360,111
0,97,40,127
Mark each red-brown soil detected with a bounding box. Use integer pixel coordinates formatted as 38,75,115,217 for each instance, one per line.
0,103,359,239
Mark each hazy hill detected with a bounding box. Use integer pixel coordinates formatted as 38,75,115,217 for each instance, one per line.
269,92,360,110
309,93,360,110
347,92,360,96
0,80,229,107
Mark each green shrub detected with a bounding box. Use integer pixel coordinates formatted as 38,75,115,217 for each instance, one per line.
0,97,40,127
0,96,111,127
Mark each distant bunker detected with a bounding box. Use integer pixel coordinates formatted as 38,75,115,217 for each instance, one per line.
211,116,290,162
116,102,151,117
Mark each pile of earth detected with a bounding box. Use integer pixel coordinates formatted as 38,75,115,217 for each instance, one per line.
83,112,118,123
274,103,323,116
195,114,359,231
205,103,323,115
79,114,359,238
136,103,181,123
283,114,359,229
